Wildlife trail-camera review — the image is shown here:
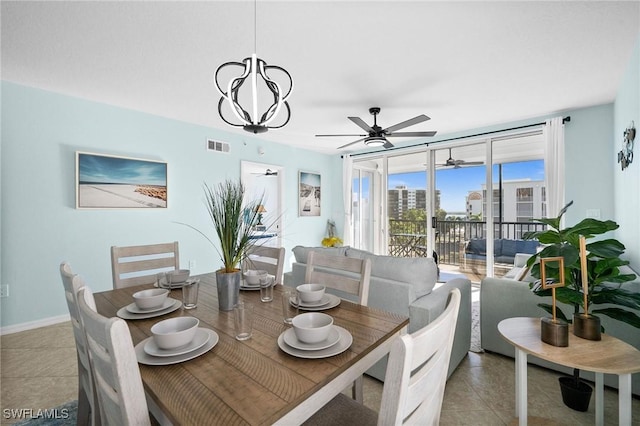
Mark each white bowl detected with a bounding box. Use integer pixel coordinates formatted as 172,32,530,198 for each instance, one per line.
243,269,268,286
292,312,333,344
151,317,199,350
167,269,190,284
296,284,326,303
132,288,169,310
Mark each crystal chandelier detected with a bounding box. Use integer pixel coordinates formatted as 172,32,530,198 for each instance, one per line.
214,1,293,134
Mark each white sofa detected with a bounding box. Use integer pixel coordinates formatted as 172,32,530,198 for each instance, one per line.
283,245,472,381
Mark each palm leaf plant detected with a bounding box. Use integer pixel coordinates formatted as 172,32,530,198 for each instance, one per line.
179,180,263,310
204,180,262,273
523,201,640,330
182,180,262,273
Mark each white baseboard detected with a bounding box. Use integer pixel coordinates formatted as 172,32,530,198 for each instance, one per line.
0,314,71,335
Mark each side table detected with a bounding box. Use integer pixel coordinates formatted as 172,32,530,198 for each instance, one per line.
498,317,640,426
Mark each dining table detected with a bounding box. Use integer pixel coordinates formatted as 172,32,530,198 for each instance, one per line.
93,273,409,425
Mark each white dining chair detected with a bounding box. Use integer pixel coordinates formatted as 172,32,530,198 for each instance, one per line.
76,286,151,426
304,288,461,426
304,250,372,401
111,241,180,289
244,245,286,284
59,262,101,426
304,251,371,306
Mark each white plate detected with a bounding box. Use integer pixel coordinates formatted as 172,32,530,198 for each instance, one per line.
144,328,211,357
126,298,175,314
282,327,340,351
240,281,260,291
154,281,188,289
292,294,341,312
135,328,218,366
278,326,352,359
295,295,331,308
240,274,275,290
117,299,182,320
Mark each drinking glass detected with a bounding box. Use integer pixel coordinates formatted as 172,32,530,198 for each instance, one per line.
182,278,199,309
259,275,274,302
156,272,169,289
234,302,254,341
281,288,299,324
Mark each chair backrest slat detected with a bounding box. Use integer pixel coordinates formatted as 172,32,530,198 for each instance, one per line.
111,242,179,289
304,251,371,306
244,246,286,284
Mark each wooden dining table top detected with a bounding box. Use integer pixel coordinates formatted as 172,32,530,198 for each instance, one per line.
93,273,409,425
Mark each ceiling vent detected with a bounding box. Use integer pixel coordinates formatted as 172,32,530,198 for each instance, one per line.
207,139,230,153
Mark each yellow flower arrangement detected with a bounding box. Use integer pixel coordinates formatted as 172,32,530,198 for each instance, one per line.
321,236,343,247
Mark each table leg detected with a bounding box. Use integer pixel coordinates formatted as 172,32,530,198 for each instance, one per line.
515,348,527,426
619,374,632,426
595,372,603,426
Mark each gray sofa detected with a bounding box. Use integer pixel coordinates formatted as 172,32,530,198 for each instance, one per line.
480,273,640,396
463,238,540,265
283,245,472,381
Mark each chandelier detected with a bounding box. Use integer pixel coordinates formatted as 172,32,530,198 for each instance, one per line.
214,2,293,134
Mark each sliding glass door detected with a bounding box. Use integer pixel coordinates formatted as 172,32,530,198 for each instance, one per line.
433,144,486,279
490,133,545,277
386,152,430,258
350,128,547,282
351,164,377,253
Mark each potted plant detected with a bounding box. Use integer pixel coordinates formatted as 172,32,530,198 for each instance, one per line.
523,201,640,410
183,180,263,311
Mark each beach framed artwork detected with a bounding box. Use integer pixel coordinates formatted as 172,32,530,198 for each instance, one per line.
76,152,168,209
298,171,321,216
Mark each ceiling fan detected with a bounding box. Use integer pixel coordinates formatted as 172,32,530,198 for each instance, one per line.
316,107,437,150
437,148,484,168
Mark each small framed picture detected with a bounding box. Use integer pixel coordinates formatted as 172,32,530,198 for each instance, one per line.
298,171,321,216
76,151,167,209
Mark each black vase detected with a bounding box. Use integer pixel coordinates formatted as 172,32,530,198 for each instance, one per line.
558,377,593,412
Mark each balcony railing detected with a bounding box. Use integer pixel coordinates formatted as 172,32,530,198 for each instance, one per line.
388,219,546,266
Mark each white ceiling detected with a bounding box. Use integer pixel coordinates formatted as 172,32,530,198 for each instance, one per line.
2,1,639,154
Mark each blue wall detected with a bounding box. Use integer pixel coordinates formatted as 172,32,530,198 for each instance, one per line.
614,34,640,272
0,82,341,328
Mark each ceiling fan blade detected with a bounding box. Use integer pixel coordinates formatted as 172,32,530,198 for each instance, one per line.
348,116,374,132
386,131,438,138
462,161,484,166
383,115,430,133
383,140,394,149
337,137,367,149
315,133,367,137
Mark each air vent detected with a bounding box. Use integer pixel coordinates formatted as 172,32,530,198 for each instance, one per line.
207,139,230,153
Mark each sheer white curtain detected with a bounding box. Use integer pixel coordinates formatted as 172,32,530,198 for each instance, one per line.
342,154,353,246
544,117,565,218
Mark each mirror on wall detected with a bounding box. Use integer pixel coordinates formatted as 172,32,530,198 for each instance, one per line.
240,161,284,247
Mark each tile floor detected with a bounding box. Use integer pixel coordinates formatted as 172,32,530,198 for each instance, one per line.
2,322,639,425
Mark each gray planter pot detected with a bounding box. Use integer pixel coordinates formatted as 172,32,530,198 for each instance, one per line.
216,270,241,311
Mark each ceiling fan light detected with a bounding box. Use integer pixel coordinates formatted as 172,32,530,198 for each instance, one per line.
364,136,386,147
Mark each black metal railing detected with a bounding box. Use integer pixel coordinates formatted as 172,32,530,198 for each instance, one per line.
388,219,546,266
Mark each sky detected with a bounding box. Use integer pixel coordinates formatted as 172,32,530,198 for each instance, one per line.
78,153,167,185
388,160,544,212
299,171,321,187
